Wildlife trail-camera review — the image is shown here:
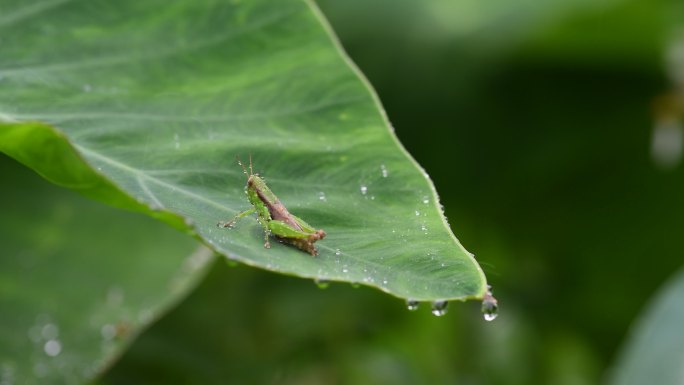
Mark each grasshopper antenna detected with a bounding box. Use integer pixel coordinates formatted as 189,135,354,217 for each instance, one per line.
249,153,254,176
236,155,248,176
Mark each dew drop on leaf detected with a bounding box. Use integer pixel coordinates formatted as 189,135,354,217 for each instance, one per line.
43,340,61,357
100,324,116,341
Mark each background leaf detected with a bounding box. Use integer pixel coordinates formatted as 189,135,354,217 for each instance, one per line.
607,268,684,385
0,155,211,385
101,259,493,385
0,0,487,301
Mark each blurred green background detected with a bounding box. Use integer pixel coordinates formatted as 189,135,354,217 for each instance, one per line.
4,0,684,383
309,0,684,383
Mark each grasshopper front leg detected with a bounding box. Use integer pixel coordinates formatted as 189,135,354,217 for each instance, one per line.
217,207,256,228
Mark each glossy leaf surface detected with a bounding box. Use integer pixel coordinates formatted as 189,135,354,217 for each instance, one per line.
0,0,486,301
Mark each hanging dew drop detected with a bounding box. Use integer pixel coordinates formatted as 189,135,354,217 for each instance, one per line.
431,300,449,316
481,288,499,321
335,248,341,256
360,185,368,195
380,164,389,178
406,299,419,311
484,312,498,321
314,278,330,289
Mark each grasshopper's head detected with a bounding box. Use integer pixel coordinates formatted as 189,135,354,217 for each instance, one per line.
247,174,270,193
247,174,264,187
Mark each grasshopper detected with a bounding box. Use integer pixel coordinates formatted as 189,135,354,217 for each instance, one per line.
217,157,326,256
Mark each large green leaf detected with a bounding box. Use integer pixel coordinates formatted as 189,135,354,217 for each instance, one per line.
0,0,487,301
0,155,211,384
608,268,684,385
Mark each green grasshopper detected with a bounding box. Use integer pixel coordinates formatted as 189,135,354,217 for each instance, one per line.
217,157,326,256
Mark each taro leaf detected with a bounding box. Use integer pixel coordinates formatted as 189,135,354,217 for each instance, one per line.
0,155,211,384
0,0,487,301
608,268,684,385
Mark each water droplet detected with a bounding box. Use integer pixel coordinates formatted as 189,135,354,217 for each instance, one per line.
360,185,368,195
481,289,499,321
43,340,62,357
431,300,449,317
41,324,58,340
101,324,116,340
422,196,429,204
350,282,360,288
335,248,341,256
421,224,428,233
342,267,349,273
415,210,420,216
314,278,330,289
382,279,388,285
406,299,420,311
380,164,389,178
318,192,327,201
82,84,92,92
